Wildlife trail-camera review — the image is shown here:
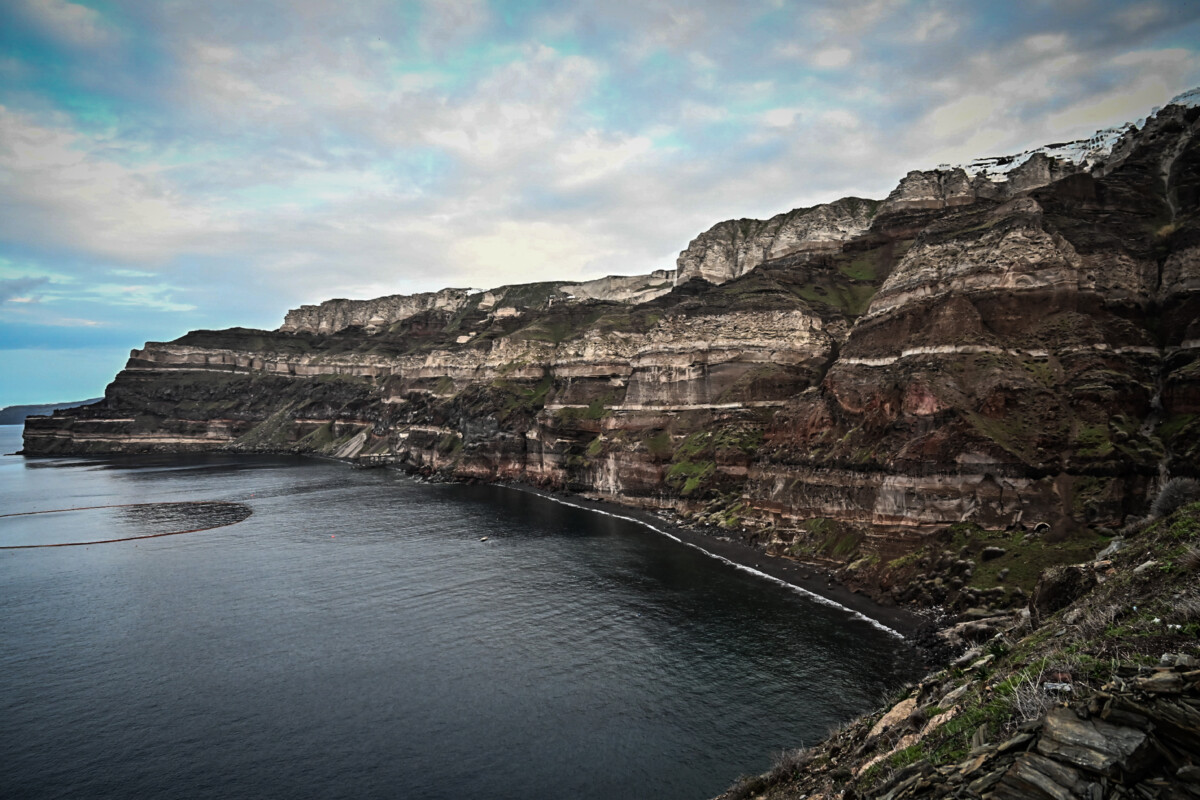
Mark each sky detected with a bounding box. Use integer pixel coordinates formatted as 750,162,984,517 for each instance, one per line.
2,0,1199,406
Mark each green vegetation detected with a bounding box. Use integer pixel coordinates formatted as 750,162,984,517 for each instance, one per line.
295,421,335,450
234,404,298,449
466,376,554,423
645,431,673,459
667,459,715,495
787,518,865,560
1159,413,1196,440
436,432,462,455
556,394,613,422
494,281,564,309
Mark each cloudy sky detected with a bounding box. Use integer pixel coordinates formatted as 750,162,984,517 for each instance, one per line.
2,0,1199,406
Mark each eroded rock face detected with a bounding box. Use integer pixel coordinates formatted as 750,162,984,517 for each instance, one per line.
22,95,1200,578
879,168,978,214
280,272,680,335
1030,565,1100,626
280,289,472,334
674,198,878,285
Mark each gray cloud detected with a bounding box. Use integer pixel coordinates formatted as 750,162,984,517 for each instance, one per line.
2,0,1200,321
0,276,50,304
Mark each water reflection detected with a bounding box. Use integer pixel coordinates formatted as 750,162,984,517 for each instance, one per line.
0,501,252,548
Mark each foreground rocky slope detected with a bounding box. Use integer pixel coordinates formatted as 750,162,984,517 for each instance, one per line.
22,95,1200,621
718,490,1200,800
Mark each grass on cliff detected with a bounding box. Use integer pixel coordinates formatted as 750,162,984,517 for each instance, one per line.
868,522,1110,613
720,498,1200,800
784,518,865,561
651,426,765,498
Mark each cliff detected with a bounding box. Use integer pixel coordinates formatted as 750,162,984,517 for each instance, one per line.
0,398,101,426
718,491,1200,800
674,198,880,285
23,94,1200,624
279,272,678,335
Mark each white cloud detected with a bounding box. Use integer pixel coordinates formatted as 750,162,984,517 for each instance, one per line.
812,46,853,69
808,0,904,35
761,107,803,128
924,94,1000,140
1024,34,1069,55
449,221,602,286
1046,58,1197,133
678,101,729,123
554,132,653,188
421,0,491,49
911,9,958,42
0,107,223,264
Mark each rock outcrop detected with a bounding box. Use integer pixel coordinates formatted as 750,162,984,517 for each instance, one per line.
674,198,879,285
280,288,472,334
279,272,679,336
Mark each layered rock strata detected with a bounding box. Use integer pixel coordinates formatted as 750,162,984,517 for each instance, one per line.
23,96,1200,615
674,197,880,285
279,271,678,336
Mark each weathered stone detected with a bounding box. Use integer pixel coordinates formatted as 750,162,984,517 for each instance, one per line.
1130,671,1185,694
990,752,1086,800
997,732,1035,753
1035,707,1149,775
952,647,984,668
969,654,995,671
674,198,877,285
1030,565,1099,626
967,767,1006,795
870,697,919,738
982,546,1007,561
939,682,974,707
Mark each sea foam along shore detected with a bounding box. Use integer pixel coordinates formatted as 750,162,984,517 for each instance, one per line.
331,453,933,646
496,481,930,642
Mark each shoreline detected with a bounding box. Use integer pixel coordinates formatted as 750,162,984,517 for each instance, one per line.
493,481,932,643
12,438,935,646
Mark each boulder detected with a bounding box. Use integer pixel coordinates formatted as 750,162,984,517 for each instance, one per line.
1029,564,1098,626
1035,707,1149,776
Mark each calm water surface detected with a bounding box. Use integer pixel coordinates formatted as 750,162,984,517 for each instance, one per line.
0,426,922,799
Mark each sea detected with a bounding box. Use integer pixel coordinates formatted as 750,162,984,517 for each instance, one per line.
0,425,923,799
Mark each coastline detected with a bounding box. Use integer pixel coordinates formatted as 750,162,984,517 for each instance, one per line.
13,436,934,647
494,481,932,643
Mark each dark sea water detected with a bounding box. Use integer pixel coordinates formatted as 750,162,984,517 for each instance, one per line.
0,425,922,799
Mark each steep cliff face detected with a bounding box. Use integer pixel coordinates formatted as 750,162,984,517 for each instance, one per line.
279,272,679,336
24,96,1200,615
280,288,472,334
674,197,880,285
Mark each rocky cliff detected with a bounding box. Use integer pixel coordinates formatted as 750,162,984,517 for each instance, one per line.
717,493,1200,800
279,271,678,335
23,94,1200,622
673,198,881,285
